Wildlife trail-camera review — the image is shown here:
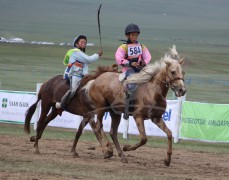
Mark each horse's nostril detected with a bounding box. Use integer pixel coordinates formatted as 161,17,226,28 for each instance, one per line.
182,89,187,95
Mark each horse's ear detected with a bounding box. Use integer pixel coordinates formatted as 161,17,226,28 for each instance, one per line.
179,58,185,65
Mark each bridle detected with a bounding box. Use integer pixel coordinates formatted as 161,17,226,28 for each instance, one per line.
138,67,184,90
162,72,184,90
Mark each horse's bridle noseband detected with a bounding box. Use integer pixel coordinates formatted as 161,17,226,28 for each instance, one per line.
162,75,184,90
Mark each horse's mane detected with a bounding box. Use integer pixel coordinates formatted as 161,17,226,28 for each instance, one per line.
80,64,120,87
125,45,180,85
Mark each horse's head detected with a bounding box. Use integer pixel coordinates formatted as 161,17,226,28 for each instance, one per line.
163,56,186,97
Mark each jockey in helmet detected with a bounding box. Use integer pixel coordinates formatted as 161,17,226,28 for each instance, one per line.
56,35,103,110
115,23,152,119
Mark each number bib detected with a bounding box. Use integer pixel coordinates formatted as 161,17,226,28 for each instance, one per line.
127,44,143,59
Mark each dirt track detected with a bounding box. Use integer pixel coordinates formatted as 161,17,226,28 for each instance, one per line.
0,133,229,180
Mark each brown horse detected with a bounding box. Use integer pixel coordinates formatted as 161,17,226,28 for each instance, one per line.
73,52,186,165
24,65,119,157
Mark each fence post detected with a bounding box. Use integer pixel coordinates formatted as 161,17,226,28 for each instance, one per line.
174,94,186,143
33,83,42,130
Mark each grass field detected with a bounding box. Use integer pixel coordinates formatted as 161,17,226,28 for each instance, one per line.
1,42,229,103
1,0,229,103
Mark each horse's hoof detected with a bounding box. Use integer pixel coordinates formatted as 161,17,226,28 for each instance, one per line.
104,150,113,159
71,148,75,153
164,159,171,166
73,152,79,158
34,150,40,154
30,136,36,142
123,145,131,151
121,158,128,163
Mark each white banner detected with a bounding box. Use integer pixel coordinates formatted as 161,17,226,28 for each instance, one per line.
90,100,179,138
49,100,180,138
0,90,37,123
48,112,83,129
126,100,180,138
0,90,181,139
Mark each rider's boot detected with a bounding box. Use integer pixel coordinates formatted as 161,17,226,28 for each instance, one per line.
123,90,135,120
123,92,130,120
123,83,137,120
55,90,71,110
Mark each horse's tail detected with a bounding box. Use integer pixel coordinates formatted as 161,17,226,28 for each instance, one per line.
24,83,45,134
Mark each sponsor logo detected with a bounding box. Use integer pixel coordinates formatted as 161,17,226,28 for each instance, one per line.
9,101,29,107
162,109,172,121
2,98,8,108
1,99,29,108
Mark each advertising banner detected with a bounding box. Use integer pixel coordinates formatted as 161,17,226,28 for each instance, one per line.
180,101,229,142
0,90,36,124
81,100,180,137
60,100,181,138
121,100,180,138
0,90,181,139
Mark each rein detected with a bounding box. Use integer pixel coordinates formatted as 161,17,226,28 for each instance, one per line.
133,66,184,90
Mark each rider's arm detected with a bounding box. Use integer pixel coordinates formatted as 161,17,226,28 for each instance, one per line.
141,44,151,64
115,45,130,67
70,51,100,64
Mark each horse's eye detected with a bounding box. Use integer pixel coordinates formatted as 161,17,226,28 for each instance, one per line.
171,71,176,75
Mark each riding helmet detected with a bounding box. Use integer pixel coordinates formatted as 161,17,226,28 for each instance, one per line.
125,23,140,35
73,35,87,47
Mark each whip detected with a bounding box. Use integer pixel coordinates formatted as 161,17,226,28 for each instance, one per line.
97,4,102,50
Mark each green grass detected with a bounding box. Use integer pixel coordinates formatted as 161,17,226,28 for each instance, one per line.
0,0,229,104
1,0,229,45
1,42,229,103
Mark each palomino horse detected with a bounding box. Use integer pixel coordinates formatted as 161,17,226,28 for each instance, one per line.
73,48,186,165
24,65,119,157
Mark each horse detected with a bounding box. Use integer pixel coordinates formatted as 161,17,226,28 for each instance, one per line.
24,65,119,158
73,47,186,165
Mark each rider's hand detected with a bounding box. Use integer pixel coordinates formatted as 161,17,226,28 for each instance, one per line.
131,62,141,68
140,60,146,67
98,50,103,57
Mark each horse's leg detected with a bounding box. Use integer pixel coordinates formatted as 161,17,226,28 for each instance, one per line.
32,113,47,154
123,116,147,151
33,106,58,154
95,111,113,158
109,112,128,163
31,103,51,154
100,128,113,156
36,108,58,140
71,117,90,157
152,117,172,166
